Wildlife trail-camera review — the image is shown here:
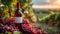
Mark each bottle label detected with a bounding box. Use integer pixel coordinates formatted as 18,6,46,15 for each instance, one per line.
15,17,22,23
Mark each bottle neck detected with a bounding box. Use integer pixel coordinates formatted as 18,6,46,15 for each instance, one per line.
17,2,20,10
17,8,20,10
16,8,20,12
16,2,21,12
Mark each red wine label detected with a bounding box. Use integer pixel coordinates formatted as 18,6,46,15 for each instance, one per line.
15,17,22,23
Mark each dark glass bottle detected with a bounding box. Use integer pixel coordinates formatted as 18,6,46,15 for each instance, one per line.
14,2,22,23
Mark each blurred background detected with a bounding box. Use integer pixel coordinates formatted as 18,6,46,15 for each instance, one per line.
0,0,60,34
32,0,60,34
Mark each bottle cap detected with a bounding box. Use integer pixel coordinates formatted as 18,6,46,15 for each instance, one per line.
17,2,21,9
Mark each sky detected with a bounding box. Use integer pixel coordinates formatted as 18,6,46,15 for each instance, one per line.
32,0,60,5
32,0,60,9
32,0,47,5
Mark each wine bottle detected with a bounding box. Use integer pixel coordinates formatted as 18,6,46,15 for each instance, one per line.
14,2,22,23
14,2,25,33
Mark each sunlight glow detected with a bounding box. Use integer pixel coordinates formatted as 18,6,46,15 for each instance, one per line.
32,5,60,9
57,0,60,4
32,0,60,9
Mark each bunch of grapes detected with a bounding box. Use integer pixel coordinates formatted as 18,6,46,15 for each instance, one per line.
0,18,19,34
0,23,18,34
0,17,46,34
21,19,47,34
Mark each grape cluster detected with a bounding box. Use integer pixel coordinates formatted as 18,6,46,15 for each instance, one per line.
0,18,46,34
21,19,47,34
0,23,18,33
0,18,19,34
